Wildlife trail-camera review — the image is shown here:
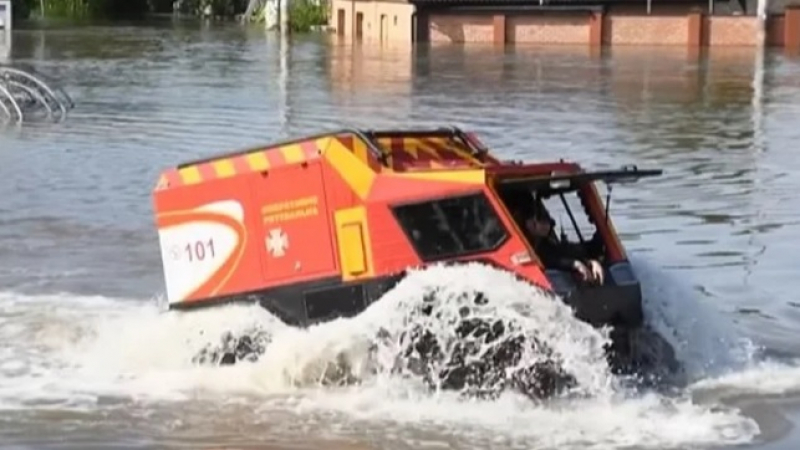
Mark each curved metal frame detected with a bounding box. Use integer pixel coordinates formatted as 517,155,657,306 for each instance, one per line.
0,65,75,124
0,82,22,123
8,79,54,120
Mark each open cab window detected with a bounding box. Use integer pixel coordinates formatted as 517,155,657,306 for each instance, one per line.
391,192,509,262
492,164,662,268
495,181,607,267
537,189,600,246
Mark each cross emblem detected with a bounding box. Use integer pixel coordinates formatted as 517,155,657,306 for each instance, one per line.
266,228,289,258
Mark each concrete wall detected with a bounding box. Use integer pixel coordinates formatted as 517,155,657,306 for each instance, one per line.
329,0,415,42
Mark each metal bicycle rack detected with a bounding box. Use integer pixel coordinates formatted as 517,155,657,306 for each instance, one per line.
0,3,75,125
0,65,75,124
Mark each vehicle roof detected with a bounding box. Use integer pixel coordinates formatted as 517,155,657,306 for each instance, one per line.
153,126,641,195
154,127,513,190
152,125,661,206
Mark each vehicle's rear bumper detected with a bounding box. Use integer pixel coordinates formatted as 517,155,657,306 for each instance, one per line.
544,263,645,329
560,283,644,328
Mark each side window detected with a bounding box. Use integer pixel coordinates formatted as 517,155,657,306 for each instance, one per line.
392,193,508,261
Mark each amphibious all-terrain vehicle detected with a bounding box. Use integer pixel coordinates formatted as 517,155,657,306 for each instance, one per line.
152,127,679,398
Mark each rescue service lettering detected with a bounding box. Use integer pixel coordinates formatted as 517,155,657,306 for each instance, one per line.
184,239,215,262
261,196,319,224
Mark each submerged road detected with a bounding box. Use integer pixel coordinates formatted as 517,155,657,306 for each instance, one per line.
1,20,800,450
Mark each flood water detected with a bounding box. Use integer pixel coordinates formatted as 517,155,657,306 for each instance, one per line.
2,18,800,450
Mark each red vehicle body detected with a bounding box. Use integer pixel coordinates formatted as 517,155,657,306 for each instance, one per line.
152,127,663,359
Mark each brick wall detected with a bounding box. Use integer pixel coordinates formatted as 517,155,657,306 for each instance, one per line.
429,14,493,42
426,12,777,47
706,17,761,46
507,14,589,44
328,0,800,49
605,16,688,45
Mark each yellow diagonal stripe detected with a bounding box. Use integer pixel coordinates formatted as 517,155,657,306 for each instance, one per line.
281,144,305,164
246,151,270,171
178,166,202,185
212,159,236,178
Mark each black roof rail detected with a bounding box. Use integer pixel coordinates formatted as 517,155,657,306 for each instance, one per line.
364,125,490,160
342,128,391,166
447,126,490,158
173,126,491,170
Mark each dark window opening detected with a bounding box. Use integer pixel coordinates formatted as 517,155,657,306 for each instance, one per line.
392,193,508,261
496,182,606,267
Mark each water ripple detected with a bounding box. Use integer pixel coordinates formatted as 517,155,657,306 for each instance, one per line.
1,24,800,430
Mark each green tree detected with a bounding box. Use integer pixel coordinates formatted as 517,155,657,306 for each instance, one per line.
289,0,327,32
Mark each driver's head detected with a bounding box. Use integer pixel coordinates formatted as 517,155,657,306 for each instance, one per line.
524,202,554,238
524,214,552,238
506,190,554,238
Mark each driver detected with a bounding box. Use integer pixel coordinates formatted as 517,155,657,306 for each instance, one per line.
507,193,604,284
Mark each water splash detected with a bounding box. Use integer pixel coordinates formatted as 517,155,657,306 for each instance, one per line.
631,254,761,381
188,263,614,400
0,261,781,448
356,263,617,397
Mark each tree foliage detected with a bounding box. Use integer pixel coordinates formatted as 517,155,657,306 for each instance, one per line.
288,0,327,32
172,0,249,17
29,0,150,19
14,0,329,32
18,0,250,19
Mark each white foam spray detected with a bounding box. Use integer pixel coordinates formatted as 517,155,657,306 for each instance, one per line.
0,261,772,448
630,254,761,381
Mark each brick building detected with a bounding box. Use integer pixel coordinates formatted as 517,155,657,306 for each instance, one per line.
328,0,800,49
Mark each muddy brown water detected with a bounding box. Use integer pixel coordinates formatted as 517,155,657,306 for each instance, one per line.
2,19,800,450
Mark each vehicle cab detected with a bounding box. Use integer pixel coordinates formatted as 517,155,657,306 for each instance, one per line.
486,163,661,331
